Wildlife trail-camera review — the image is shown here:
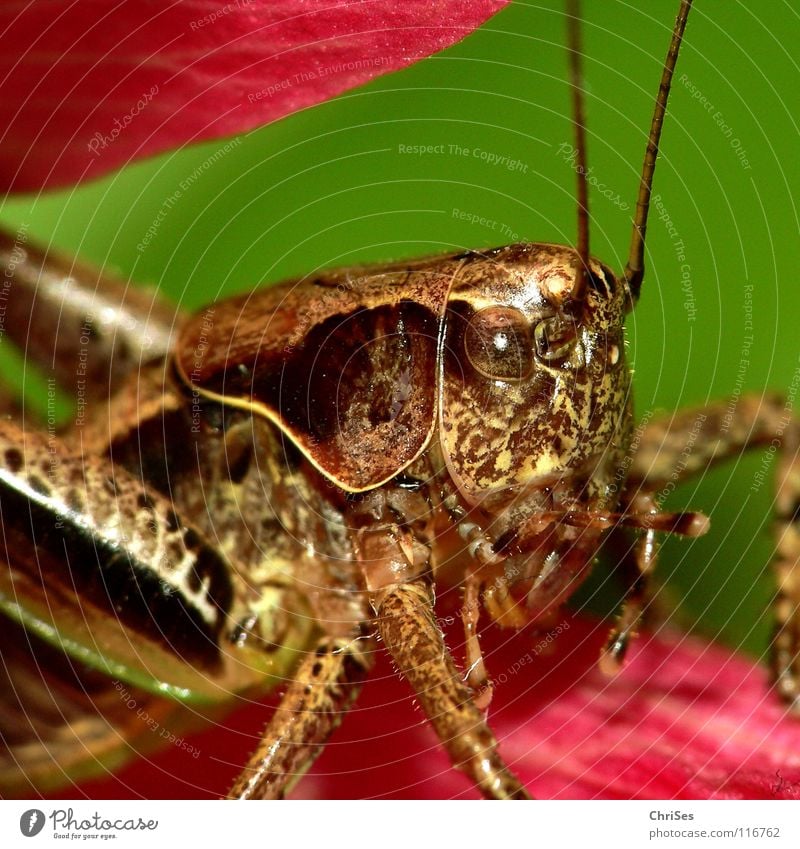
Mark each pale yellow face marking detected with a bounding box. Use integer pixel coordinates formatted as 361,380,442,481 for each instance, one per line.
494,450,512,473
530,447,562,479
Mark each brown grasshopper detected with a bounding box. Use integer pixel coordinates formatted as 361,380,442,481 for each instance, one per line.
1,0,798,800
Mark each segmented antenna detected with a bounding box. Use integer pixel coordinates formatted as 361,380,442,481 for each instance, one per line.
625,0,693,299
566,0,590,305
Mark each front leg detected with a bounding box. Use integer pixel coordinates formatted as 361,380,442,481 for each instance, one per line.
228,635,373,800
624,393,800,709
353,488,529,800
373,579,528,799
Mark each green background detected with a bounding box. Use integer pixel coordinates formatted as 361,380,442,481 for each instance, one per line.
2,0,798,659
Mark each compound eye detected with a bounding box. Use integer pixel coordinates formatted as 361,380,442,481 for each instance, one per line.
534,313,578,364
465,307,533,380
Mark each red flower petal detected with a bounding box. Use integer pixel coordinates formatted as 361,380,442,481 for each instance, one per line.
0,0,508,193
55,615,800,800
289,616,800,800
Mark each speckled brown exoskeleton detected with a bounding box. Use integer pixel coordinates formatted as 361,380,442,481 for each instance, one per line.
1,0,799,801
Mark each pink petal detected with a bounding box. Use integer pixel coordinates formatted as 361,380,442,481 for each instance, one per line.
52,615,800,800
291,617,800,800
0,0,509,193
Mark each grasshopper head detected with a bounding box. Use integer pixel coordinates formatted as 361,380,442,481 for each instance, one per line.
439,242,632,510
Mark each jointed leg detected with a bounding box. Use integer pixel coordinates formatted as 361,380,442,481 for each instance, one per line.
626,392,789,490
461,572,493,709
624,392,800,709
228,636,372,799
373,579,529,799
353,487,528,800
773,421,800,710
599,526,658,675
0,227,180,410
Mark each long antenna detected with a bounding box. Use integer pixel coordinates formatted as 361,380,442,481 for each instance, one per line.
624,0,693,300
566,0,590,306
